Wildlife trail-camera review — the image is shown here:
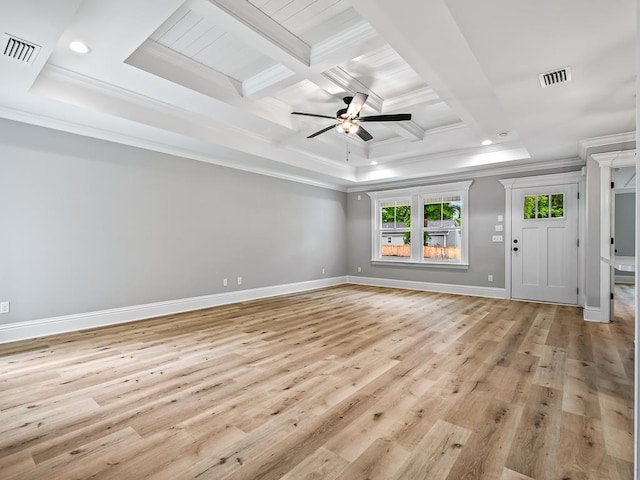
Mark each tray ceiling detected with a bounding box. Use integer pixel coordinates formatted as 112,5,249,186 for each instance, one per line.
0,0,634,189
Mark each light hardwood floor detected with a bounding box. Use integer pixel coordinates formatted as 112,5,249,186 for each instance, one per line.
0,285,634,479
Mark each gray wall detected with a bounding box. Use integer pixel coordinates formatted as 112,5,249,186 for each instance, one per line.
616,192,636,255
347,175,507,288
347,169,584,290
0,119,347,325
615,191,636,280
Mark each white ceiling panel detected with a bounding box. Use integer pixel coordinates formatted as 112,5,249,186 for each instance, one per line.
152,6,278,82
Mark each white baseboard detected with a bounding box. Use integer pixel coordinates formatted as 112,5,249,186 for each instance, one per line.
346,275,507,299
614,275,635,284
0,276,348,344
583,306,606,323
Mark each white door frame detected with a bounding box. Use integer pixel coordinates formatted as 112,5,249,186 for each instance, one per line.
500,171,585,305
592,150,636,323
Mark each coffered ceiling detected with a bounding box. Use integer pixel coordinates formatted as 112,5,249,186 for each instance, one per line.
0,0,635,190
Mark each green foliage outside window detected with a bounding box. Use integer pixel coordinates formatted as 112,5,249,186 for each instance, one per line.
423,202,462,226
524,194,563,219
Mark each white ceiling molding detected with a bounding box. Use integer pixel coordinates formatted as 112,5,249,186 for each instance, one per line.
578,132,636,160
348,157,584,193
591,149,636,168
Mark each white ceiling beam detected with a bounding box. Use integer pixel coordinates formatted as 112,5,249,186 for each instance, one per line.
384,121,424,141
310,19,385,72
187,0,310,69
348,0,514,139
242,64,299,98
322,67,384,112
384,87,443,111
127,40,243,101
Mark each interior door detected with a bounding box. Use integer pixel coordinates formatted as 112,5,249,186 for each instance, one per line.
511,184,578,304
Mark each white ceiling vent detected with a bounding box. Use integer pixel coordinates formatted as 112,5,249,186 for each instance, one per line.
538,67,572,88
2,33,41,64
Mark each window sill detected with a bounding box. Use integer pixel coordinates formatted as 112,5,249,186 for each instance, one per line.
371,259,469,270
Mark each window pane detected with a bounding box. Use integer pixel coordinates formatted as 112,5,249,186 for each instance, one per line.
424,203,442,226
381,201,411,229
443,201,462,226
551,194,564,218
524,196,536,219
396,205,411,228
537,195,549,218
424,229,461,260
380,232,410,257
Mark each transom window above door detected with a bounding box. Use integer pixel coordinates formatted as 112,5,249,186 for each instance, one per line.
523,193,564,219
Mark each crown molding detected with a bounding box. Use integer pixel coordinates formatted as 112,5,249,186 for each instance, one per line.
0,106,349,192
578,131,636,160
591,149,636,168
347,156,584,192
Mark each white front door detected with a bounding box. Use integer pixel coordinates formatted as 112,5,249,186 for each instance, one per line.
511,183,578,304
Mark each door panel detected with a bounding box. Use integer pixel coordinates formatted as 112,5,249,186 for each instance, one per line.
512,184,578,304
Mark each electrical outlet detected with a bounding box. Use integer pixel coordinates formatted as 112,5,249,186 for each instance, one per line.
357,266,362,273
492,235,503,242
223,278,228,287
488,274,493,282
237,276,242,285
0,301,9,313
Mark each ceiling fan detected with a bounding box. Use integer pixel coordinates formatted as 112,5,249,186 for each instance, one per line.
291,92,412,142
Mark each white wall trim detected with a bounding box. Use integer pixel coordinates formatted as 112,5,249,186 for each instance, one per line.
0,277,347,344
346,275,507,299
583,306,603,322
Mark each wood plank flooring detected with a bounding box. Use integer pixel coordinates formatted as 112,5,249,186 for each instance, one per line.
0,284,634,479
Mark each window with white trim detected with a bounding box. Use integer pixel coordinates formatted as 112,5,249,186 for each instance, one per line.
368,181,472,266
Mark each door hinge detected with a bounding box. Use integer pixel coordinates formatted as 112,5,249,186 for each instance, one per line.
611,292,614,300
577,239,579,247
611,181,615,189
577,287,579,294
611,237,614,245
577,192,580,199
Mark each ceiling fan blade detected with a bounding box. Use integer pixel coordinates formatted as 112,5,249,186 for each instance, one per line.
359,113,412,122
292,112,336,119
307,124,336,138
346,92,368,118
356,126,373,142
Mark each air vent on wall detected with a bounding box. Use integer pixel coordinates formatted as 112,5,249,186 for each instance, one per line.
538,67,572,88
2,33,40,64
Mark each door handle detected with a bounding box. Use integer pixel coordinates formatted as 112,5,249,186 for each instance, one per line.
513,247,518,252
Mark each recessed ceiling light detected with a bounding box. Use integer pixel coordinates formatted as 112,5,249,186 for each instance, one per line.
69,41,90,54
370,161,378,165
481,139,493,146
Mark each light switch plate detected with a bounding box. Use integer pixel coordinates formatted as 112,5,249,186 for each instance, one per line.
492,235,503,242
0,301,9,313
495,224,503,232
